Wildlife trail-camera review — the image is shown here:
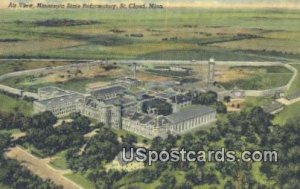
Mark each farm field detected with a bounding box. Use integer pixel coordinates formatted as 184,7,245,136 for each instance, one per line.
0,9,299,61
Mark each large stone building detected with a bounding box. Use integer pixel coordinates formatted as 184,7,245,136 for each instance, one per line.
34,93,84,118
33,83,216,139
166,105,216,134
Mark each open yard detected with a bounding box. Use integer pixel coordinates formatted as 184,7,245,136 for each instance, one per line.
0,64,126,92
0,60,71,76
218,65,293,90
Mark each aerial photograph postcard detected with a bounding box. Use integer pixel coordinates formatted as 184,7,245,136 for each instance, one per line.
0,0,299,189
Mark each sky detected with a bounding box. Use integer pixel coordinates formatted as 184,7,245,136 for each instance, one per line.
1,0,300,9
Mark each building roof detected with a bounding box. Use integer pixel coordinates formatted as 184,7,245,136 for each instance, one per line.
36,93,83,107
90,85,126,98
166,105,215,124
131,112,153,124
38,86,73,96
104,96,137,106
156,92,176,99
169,95,192,104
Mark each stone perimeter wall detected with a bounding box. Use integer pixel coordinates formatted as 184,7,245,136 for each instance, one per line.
0,60,296,99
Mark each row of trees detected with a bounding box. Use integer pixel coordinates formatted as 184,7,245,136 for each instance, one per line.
0,111,93,156
24,112,92,156
66,126,121,172
0,133,62,189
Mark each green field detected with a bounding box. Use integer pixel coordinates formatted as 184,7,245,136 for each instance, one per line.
0,61,70,76
273,101,300,126
49,150,69,170
64,173,95,189
0,93,33,116
287,64,300,95
0,9,299,61
221,66,293,90
1,75,115,93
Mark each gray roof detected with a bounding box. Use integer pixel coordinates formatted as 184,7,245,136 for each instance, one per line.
170,95,192,104
124,112,154,125
104,96,137,106
38,86,73,96
90,85,126,97
131,112,153,124
156,92,176,99
166,105,215,124
36,93,83,107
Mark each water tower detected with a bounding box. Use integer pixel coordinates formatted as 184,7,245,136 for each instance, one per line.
207,58,215,88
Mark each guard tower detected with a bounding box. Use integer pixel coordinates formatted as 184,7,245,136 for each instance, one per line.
207,58,215,88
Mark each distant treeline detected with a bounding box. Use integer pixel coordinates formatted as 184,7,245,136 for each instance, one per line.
35,19,100,27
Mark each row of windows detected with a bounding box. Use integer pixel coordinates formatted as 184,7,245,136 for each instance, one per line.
174,113,215,132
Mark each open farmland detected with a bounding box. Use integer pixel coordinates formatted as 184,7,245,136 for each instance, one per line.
0,9,299,61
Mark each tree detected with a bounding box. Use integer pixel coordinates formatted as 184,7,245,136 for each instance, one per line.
185,169,203,185
192,91,218,105
216,101,227,114
122,134,137,150
151,136,165,150
156,173,176,189
224,96,231,103
224,180,235,189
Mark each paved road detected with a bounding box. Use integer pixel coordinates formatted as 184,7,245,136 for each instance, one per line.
5,146,83,189
0,58,283,66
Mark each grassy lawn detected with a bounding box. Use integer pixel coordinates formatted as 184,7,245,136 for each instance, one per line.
287,64,300,95
251,162,275,187
273,101,300,126
1,75,115,93
112,128,150,144
0,128,21,135
0,93,33,116
0,61,69,76
49,150,69,170
222,66,292,90
20,142,47,158
64,172,95,189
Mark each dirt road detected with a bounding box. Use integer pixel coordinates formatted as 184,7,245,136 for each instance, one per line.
5,146,83,189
